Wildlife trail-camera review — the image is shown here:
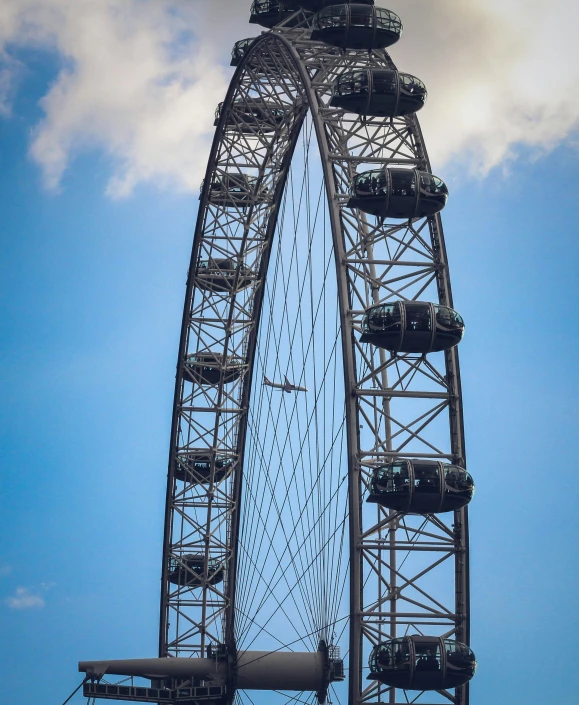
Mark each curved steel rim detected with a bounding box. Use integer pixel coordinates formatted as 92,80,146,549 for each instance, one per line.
160,24,470,705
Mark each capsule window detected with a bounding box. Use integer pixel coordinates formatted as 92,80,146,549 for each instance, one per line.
375,7,403,33
445,467,474,492
444,640,475,666
393,639,411,668
420,173,434,193
400,73,425,94
435,305,464,329
391,170,416,198
374,461,410,495
413,463,440,494
353,70,369,95
355,170,387,197
453,311,464,327
317,5,347,29
366,303,401,332
253,0,277,13
405,303,431,333
350,5,373,28
420,173,447,196
231,38,254,65
375,643,395,669
372,70,397,96
337,70,369,96
415,641,441,672
373,638,412,672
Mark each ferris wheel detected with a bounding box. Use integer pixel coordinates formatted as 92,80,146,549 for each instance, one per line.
78,3,476,705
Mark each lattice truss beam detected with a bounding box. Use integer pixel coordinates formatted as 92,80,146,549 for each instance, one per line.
282,27,469,705
162,36,310,658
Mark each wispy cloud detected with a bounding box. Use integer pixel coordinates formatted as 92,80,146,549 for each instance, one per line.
0,65,14,117
0,564,12,577
5,587,45,610
385,0,579,175
0,0,578,194
0,0,230,196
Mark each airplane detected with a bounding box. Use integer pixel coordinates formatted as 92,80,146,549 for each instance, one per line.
263,375,308,394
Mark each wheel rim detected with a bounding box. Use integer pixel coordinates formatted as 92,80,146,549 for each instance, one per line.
160,15,470,705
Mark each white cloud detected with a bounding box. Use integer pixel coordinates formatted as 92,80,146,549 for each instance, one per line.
0,64,14,116
384,0,579,175
0,0,232,196
0,0,578,194
5,587,45,610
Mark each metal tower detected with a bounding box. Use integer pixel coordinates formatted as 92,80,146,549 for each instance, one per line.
79,4,475,705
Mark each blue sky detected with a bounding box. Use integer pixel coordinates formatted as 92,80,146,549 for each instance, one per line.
1,2,579,705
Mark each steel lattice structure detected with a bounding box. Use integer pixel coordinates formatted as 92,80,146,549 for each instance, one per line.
159,11,469,705
79,7,472,705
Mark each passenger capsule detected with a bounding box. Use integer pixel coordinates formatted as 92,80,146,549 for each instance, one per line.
174,453,235,484
196,258,255,293
330,69,427,117
283,0,372,10
230,38,276,75
367,460,474,513
169,555,225,587
214,100,288,134
204,174,269,208
368,637,476,691
311,4,402,50
348,168,448,219
360,301,464,353
250,0,302,28
184,352,244,386
231,38,256,67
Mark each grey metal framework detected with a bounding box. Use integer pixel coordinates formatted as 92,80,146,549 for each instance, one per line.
159,8,470,705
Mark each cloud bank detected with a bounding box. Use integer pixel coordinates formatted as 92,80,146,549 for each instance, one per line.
386,0,579,174
5,587,45,610
0,0,231,196
0,0,578,195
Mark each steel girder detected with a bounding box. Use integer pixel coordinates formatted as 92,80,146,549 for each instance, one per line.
160,16,469,705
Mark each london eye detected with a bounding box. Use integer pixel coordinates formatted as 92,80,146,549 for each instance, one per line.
78,3,475,705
